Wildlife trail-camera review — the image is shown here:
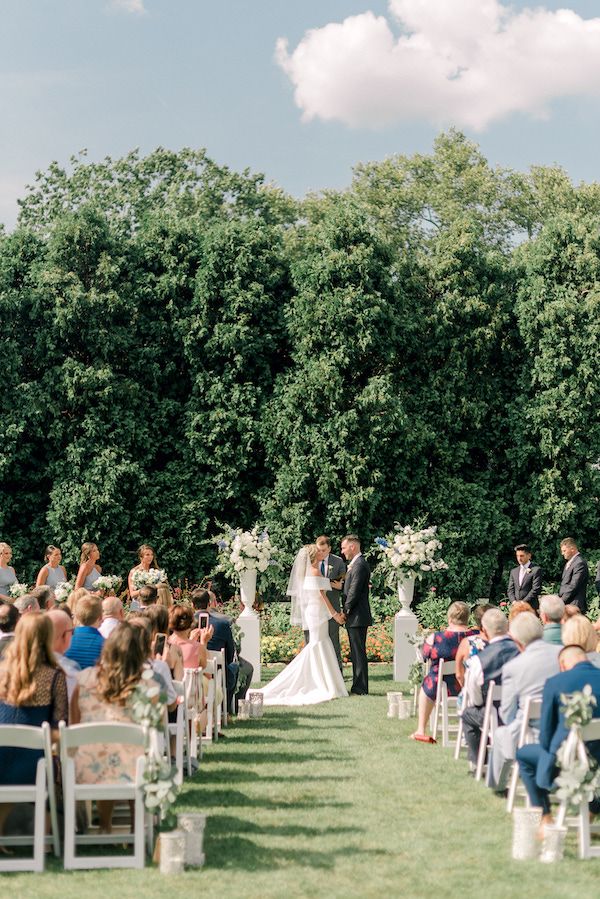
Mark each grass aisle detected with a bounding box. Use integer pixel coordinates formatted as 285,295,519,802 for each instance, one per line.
8,664,600,897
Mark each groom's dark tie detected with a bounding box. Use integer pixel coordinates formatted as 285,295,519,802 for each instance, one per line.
320,561,325,576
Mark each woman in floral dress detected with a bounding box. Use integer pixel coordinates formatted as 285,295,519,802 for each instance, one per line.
410,601,477,744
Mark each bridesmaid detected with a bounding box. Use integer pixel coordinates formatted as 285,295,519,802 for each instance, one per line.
74,542,102,591
127,544,158,602
0,543,17,602
35,545,68,591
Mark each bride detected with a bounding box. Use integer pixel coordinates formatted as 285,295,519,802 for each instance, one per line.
259,543,348,706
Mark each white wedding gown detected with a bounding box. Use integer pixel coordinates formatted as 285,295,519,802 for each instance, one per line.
259,576,349,706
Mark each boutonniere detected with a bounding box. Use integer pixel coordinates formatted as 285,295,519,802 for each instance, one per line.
327,564,334,578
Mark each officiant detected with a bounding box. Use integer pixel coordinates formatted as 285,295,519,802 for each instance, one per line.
302,535,346,673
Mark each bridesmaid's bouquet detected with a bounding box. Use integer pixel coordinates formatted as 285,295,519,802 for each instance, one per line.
132,568,168,590
9,582,29,600
54,581,74,604
94,574,122,593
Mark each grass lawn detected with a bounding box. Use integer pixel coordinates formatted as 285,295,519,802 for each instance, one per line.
5,663,600,897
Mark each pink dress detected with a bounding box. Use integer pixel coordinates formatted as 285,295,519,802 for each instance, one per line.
169,634,202,669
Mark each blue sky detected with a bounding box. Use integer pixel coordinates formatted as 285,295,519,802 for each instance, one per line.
1,0,600,228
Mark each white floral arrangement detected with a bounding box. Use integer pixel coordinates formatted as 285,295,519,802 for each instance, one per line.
132,568,168,590
374,524,447,586
130,668,180,825
9,582,29,600
54,580,74,604
93,574,122,593
555,686,600,811
214,524,276,581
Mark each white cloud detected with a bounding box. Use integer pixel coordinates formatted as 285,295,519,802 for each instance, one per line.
276,0,600,130
109,0,146,14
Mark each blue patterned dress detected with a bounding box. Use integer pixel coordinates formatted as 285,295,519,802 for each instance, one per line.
422,628,479,700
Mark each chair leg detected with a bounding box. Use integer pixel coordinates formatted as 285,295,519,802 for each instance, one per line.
506,760,519,813
454,717,464,761
579,803,591,860
475,716,489,782
32,766,46,873
442,689,449,748
63,773,76,869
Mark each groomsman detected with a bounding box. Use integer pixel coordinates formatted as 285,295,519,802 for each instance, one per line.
558,537,589,613
506,544,543,610
304,535,346,673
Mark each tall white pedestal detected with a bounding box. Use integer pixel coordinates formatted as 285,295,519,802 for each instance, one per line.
237,609,261,684
393,610,418,682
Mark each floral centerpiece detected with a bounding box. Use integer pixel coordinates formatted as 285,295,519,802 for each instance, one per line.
93,574,122,594
54,580,74,604
214,524,275,578
374,524,447,586
555,686,600,811
9,582,29,600
132,568,168,590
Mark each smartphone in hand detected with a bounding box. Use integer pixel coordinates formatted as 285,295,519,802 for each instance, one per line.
155,633,167,656
197,612,210,630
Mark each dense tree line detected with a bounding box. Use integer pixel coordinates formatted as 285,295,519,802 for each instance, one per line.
1,133,598,599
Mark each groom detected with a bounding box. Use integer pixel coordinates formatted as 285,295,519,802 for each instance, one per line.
341,534,373,695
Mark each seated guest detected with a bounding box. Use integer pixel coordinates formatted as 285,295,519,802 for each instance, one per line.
156,583,173,610
48,608,80,700
14,593,40,616
516,645,600,828
168,605,212,669
0,615,68,835
191,588,254,713
410,601,476,743
540,595,565,645
562,615,600,667
455,604,492,689
144,605,183,682
561,604,580,623
508,600,536,622
70,623,158,833
129,615,178,713
31,585,55,611
488,613,561,792
136,585,158,609
460,608,520,771
99,596,124,639
65,594,105,669
0,603,19,661
67,587,91,618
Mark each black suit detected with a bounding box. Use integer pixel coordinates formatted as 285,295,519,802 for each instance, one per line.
506,563,543,610
559,553,589,613
343,554,373,695
204,610,253,712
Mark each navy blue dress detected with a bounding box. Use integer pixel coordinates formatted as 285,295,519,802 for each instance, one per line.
0,665,68,784
422,628,479,701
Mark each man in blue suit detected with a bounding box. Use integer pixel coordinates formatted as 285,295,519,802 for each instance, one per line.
516,645,600,826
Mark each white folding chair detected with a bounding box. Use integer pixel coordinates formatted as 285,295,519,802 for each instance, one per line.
183,667,204,761
207,648,227,735
475,680,502,781
555,719,600,859
506,697,543,813
59,721,152,869
431,659,461,747
0,722,60,872
169,681,191,779
454,668,472,761
202,658,217,744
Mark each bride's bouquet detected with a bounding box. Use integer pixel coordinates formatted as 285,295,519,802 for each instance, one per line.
93,574,122,594
374,523,447,587
132,568,168,590
213,524,276,580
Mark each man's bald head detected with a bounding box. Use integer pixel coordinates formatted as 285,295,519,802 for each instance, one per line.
48,608,74,655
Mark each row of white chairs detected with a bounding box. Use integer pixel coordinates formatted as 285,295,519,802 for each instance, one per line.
425,648,600,859
0,648,229,872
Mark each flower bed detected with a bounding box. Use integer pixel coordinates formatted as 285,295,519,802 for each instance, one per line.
260,621,394,664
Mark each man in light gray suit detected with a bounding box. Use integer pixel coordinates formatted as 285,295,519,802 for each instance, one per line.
488,612,561,793
303,535,346,673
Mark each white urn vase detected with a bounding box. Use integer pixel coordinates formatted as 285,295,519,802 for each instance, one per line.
239,568,258,617
397,574,416,615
